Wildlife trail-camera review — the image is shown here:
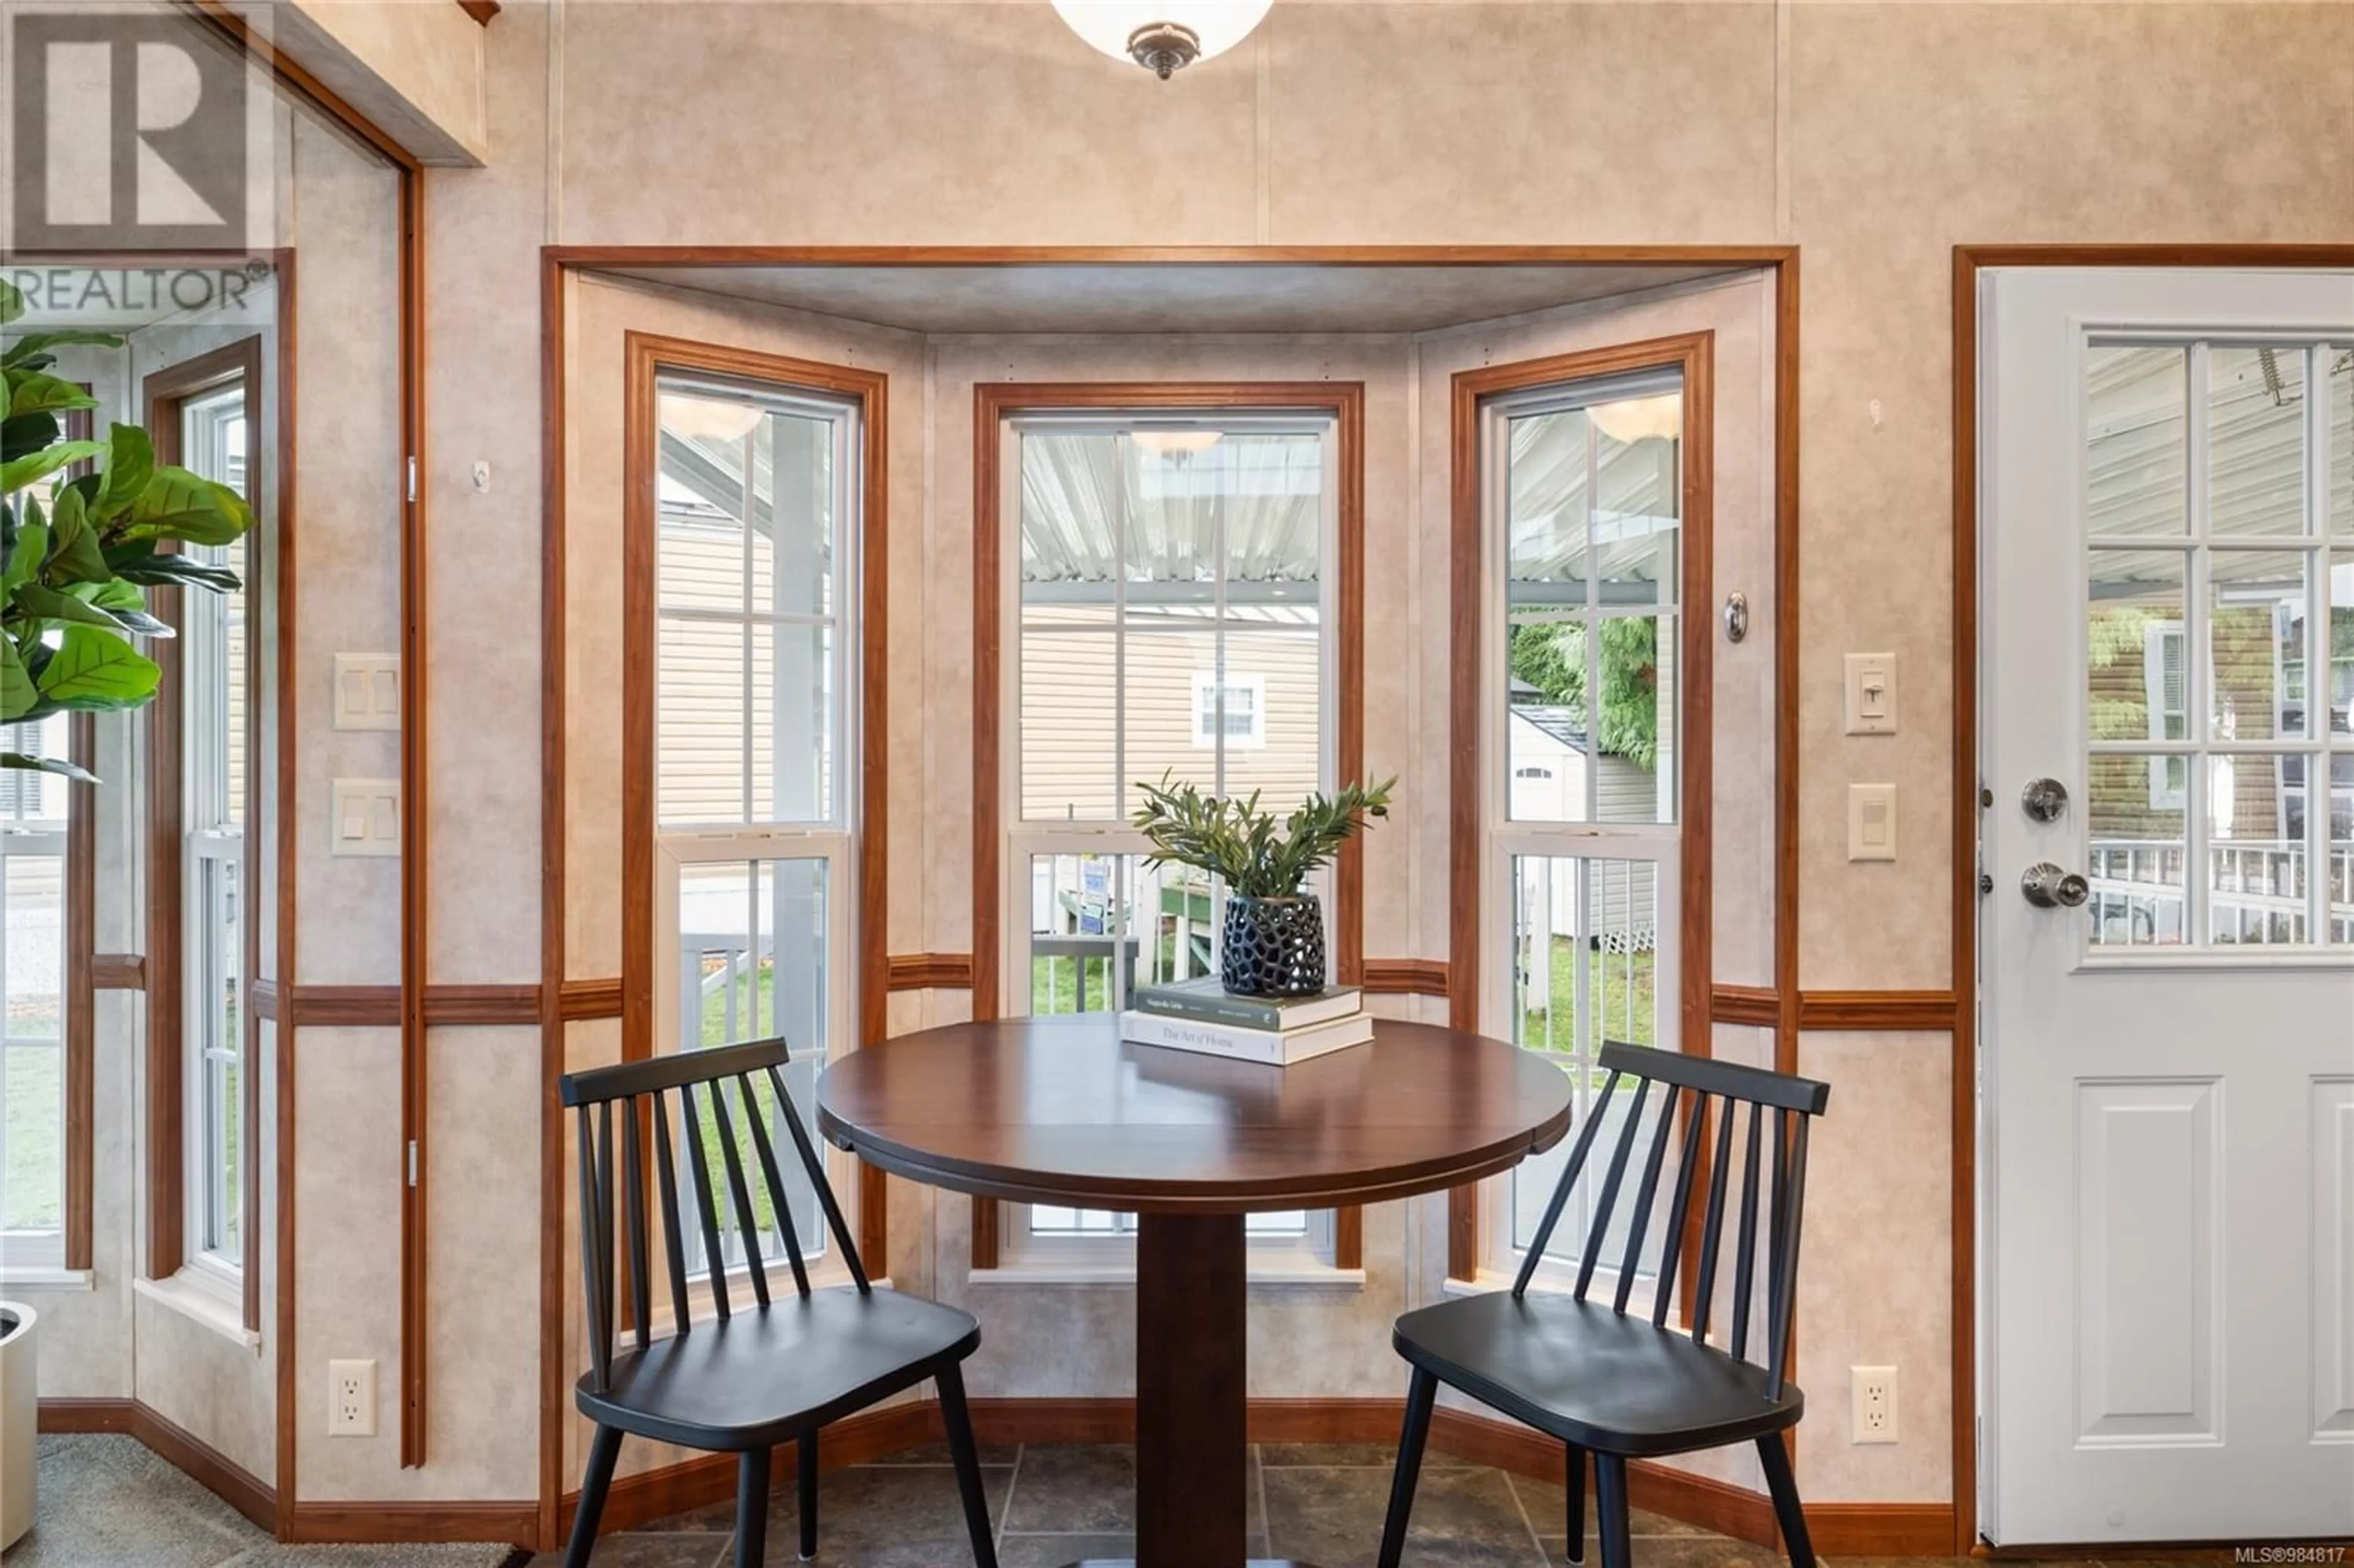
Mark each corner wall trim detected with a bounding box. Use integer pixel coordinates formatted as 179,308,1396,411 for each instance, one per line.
886,953,975,991
1363,959,1449,997
37,1398,276,1535
1709,984,1781,1027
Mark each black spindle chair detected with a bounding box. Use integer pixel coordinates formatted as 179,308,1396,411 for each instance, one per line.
559,1039,999,1568
1377,1041,1830,1568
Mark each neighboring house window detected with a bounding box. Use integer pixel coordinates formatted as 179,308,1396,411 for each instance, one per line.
1002,413,1336,1262
650,369,861,1282
1192,673,1265,747
2144,620,2188,809
0,717,70,1273
1482,369,1683,1292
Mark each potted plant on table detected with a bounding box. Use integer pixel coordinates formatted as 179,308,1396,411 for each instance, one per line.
1132,773,1396,998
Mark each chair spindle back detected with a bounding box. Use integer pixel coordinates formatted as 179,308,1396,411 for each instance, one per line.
560,1038,869,1393
1512,1041,1829,1399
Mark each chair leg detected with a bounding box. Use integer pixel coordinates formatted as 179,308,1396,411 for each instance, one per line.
1756,1436,1816,1568
938,1364,1000,1568
734,1448,770,1568
1376,1366,1439,1568
1563,1442,1588,1564
798,1429,819,1560
563,1424,623,1568
1593,1454,1633,1568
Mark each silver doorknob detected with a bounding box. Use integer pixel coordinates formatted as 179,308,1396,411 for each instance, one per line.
2021,863,2089,908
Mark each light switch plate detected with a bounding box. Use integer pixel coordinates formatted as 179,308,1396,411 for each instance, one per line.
330,778,400,857
1845,652,1898,736
1848,782,1897,861
332,655,400,731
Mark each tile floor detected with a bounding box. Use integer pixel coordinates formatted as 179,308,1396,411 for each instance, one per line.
574,1441,2023,1568
15,1436,520,1568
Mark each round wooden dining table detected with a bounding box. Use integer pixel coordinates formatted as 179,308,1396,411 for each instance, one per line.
815,1014,1575,1568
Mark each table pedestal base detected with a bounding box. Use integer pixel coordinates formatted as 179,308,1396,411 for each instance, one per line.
1132,1212,1279,1568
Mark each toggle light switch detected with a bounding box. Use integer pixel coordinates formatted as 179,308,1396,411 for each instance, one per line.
1845,652,1898,736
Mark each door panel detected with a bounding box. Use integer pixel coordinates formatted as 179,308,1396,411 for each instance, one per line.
1981,267,2354,1543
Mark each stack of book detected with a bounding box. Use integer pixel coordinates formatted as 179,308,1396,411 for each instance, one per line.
1119,976,1371,1066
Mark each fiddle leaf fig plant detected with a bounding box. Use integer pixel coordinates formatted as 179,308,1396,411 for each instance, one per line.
0,278,253,783
1132,772,1396,899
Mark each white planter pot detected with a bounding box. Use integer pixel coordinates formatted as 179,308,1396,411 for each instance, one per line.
0,1303,34,1551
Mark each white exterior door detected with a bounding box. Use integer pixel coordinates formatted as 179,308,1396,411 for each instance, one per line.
1980,267,2354,1544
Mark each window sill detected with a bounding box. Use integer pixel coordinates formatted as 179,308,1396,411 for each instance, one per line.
0,1266,93,1290
135,1271,261,1352
972,1262,1366,1291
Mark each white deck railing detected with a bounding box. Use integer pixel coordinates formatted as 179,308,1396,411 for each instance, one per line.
2086,839,2354,945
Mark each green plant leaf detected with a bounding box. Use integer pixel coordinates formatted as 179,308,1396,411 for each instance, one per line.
5,522,49,593
107,550,242,593
95,424,154,518
15,582,135,631
6,373,97,419
0,281,22,327
34,624,159,707
1,413,61,463
1,441,104,496
0,750,97,785
61,580,170,636
47,487,108,582
2,330,123,368
117,465,249,546
0,639,35,720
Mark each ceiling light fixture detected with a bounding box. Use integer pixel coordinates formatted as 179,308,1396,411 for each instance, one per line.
1588,392,1682,446
1133,429,1224,457
659,393,765,444
1052,1,1273,78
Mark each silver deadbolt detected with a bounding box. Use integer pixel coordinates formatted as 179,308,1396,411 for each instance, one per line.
2020,777,2069,823
1723,592,1749,644
2021,862,2089,909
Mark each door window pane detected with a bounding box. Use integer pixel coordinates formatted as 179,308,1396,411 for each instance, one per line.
2085,346,2187,538
2209,346,2306,538
2085,755,2188,948
2208,551,2305,741
2087,552,2188,748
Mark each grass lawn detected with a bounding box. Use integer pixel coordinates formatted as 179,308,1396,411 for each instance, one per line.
3,1046,63,1233
1517,938,1656,1057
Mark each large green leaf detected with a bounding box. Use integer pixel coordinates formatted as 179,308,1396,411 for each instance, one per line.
15,582,133,631
1,441,104,496
96,424,153,518
0,751,97,785
5,522,48,593
1,412,61,463
47,487,108,582
119,466,249,546
7,373,97,419
108,550,243,593
34,624,159,708
0,282,21,328
0,638,34,721
66,580,170,636
2,330,123,368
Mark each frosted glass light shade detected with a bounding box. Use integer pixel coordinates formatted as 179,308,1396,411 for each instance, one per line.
1052,1,1273,75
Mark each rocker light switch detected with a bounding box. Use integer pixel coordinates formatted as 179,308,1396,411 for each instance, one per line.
1845,652,1897,736
1848,783,1897,862
333,655,400,731
330,779,400,856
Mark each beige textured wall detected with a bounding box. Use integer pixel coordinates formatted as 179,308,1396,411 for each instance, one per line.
379,0,2354,1520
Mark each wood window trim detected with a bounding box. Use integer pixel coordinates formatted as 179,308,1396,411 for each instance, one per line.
142,334,265,1339
968,381,1368,1271
58,402,98,1273
619,331,892,1269
1444,332,1718,1285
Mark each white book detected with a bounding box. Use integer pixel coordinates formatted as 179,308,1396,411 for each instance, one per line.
1118,1008,1375,1067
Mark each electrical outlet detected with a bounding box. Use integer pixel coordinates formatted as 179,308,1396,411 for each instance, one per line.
329,1359,376,1437
1851,1364,1898,1444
